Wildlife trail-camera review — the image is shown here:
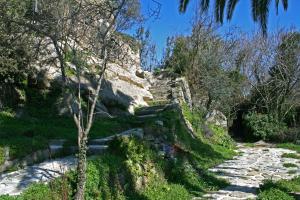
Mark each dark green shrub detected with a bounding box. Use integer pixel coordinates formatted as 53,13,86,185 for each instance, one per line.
85,161,101,200
244,112,287,141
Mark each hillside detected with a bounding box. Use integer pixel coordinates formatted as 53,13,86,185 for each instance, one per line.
0,100,237,199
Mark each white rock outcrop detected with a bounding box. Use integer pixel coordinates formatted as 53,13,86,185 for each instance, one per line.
205,110,227,128
33,37,153,115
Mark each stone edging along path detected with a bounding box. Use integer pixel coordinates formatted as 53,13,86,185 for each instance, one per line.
198,143,300,200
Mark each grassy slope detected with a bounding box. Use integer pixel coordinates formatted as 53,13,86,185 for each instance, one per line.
0,87,138,164
0,111,136,162
0,93,236,199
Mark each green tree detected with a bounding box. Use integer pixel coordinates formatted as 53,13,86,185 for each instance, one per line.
248,31,300,124
135,26,157,71
163,18,247,118
179,0,288,35
268,32,300,122
0,0,34,84
164,36,190,74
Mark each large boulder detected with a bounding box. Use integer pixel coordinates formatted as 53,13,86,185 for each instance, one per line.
205,110,227,128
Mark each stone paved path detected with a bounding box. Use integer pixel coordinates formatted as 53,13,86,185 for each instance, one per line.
200,143,300,200
0,157,76,196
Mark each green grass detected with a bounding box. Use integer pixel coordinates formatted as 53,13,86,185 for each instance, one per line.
155,108,235,196
0,111,136,160
277,143,300,153
0,87,140,162
258,188,294,200
288,170,297,175
244,143,255,147
0,127,234,200
282,153,300,159
257,177,300,200
143,182,191,200
283,163,298,168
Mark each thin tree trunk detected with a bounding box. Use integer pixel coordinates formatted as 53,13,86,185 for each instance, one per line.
52,38,67,83
74,132,88,200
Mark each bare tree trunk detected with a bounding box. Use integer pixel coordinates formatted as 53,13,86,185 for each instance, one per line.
52,38,67,83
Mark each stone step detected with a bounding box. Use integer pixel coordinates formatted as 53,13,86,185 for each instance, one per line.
149,89,171,94
149,85,171,89
87,145,109,154
49,144,108,155
47,128,144,157
135,105,167,116
136,114,158,119
89,138,112,145
290,192,300,200
150,94,171,99
91,128,144,143
150,91,171,96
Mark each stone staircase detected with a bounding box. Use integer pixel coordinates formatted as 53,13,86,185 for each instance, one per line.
146,70,192,108
0,129,144,173
49,128,144,156
134,104,174,120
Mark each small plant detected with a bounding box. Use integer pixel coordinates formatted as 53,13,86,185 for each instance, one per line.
288,170,297,174
282,153,300,159
283,163,298,168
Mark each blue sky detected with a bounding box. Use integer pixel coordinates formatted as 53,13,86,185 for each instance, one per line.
131,0,300,60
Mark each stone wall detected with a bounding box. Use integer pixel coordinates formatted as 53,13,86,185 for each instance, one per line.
0,85,24,110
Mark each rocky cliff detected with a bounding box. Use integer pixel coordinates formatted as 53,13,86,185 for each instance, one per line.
32,36,153,116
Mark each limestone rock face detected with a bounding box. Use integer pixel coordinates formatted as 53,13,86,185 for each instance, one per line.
33,37,153,115
101,62,153,114
205,110,227,128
